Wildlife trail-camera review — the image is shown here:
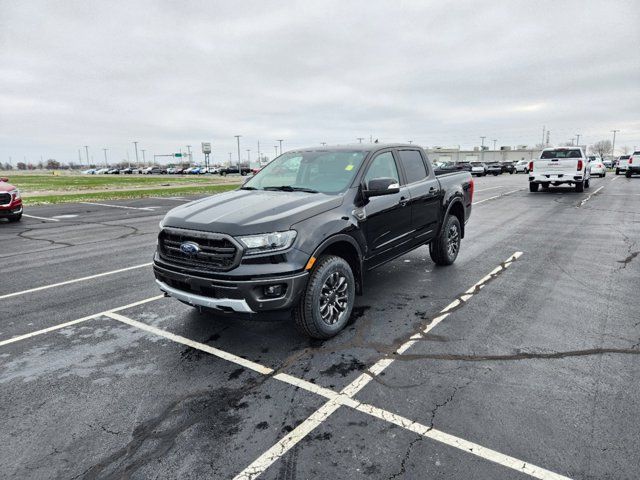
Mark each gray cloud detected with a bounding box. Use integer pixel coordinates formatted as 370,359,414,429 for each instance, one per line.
1,0,639,165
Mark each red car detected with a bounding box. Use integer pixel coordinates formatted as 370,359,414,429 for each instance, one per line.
0,177,23,222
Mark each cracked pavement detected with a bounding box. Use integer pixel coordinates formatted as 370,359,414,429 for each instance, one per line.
1,174,639,479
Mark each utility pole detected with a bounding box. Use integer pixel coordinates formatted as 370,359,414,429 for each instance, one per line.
84,145,90,166
611,130,619,157
234,135,241,172
357,137,364,143
102,148,108,167
277,139,283,155
133,141,139,167
480,136,486,163
492,139,497,161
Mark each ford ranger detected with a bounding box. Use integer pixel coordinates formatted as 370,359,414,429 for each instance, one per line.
0,177,23,222
154,144,473,338
529,147,591,192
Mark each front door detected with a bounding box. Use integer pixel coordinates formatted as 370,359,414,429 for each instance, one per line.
361,150,413,268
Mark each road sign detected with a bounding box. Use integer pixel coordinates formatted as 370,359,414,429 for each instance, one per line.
174,153,182,158
202,142,212,154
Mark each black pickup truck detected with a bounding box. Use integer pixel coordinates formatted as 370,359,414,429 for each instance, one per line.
154,144,473,338
218,165,252,176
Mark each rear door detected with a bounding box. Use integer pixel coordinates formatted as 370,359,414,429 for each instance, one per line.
361,150,413,267
396,148,441,243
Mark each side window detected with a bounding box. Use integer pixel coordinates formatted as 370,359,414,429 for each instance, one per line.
363,152,400,189
398,150,428,183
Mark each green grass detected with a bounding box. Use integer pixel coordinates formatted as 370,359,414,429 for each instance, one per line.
23,184,238,205
3,173,233,192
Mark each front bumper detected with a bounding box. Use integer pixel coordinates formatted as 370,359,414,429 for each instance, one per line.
153,263,309,313
0,204,22,217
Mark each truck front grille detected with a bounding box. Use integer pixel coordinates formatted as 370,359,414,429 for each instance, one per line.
0,193,11,206
158,227,242,272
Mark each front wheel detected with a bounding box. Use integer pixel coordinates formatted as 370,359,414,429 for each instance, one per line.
429,215,461,266
293,255,355,339
8,213,22,222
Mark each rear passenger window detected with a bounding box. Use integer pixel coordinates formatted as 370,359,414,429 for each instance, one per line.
398,150,428,183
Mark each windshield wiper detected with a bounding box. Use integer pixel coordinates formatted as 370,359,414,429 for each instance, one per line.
263,186,319,193
240,186,258,190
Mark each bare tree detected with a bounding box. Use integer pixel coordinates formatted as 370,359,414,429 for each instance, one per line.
589,140,612,158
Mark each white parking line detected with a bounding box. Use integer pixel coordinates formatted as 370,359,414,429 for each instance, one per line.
578,186,604,207
473,188,523,205
475,186,504,192
0,262,153,300
22,214,60,222
0,295,163,347
79,201,156,211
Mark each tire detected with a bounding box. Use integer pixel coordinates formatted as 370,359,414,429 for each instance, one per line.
529,182,539,192
626,171,632,178
429,215,461,266
616,169,620,175
585,178,590,188
575,180,584,192
8,213,22,222
293,255,355,339
541,182,550,190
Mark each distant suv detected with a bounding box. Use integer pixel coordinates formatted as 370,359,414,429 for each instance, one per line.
0,177,23,222
529,147,590,192
485,162,502,175
626,151,640,178
615,155,630,175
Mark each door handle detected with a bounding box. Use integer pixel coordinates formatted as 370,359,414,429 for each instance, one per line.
399,196,408,207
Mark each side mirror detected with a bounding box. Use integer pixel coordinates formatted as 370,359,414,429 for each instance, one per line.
0,177,8,183
364,177,400,197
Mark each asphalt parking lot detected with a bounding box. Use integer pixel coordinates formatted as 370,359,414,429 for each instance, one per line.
1,173,639,479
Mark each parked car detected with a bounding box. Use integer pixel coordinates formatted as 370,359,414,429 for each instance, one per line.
120,167,134,174
615,155,630,175
82,169,97,174
470,162,487,176
433,162,472,174
219,165,252,176
154,144,473,339
142,166,166,174
0,177,23,222
589,159,606,177
626,150,640,178
187,167,202,174
602,157,614,169
107,168,120,174
529,147,591,192
485,163,502,176
95,168,110,174
514,160,529,173
500,162,515,174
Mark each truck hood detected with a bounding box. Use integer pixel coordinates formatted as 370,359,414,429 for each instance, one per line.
0,182,16,192
161,189,343,235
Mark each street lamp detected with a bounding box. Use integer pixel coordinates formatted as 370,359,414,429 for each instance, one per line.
277,139,283,154
133,141,140,167
274,146,278,157
228,152,232,165
357,137,364,143
234,135,242,172
492,139,497,161
246,149,251,165
576,134,581,147
141,149,146,165
102,148,108,167
84,145,90,165
480,137,486,163
611,130,619,157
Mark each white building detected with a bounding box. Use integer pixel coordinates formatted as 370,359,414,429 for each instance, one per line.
426,146,543,163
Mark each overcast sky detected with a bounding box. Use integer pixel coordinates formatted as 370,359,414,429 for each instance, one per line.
1,0,639,166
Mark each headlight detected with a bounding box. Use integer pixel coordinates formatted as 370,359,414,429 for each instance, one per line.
238,230,297,256
10,189,20,199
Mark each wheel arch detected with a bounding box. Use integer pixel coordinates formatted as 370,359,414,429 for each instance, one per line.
311,235,364,295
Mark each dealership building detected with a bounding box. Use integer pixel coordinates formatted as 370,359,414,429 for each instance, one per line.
425,146,544,163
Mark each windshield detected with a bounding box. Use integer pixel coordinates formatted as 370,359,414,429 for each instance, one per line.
243,150,366,194
541,149,582,159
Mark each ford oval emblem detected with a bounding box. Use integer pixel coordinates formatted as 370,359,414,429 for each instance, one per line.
180,241,200,256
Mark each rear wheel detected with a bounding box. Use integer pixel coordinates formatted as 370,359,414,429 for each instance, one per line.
429,215,461,266
626,171,632,178
293,255,355,339
575,180,584,192
541,182,550,190
616,169,620,175
529,182,539,192
585,178,590,188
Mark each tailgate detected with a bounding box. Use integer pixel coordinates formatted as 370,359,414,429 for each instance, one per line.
533,159,579,176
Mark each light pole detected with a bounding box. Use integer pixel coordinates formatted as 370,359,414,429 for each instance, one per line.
321,142,326,146
408,140,413,144
277,139,283,154
492,139,497,161
611,129,619,158
186,145,192,166
102,148,108,167
235,135,242,172
576,134,581,147
133,141,139,167
84,145,90,165
357,137,364,143
228,152,232,165
274,146,278,157
141,149,146,165
480,137,486,163
246,149,251,165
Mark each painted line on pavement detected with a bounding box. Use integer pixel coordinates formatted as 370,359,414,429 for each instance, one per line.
473,188,523,205
0,262,153,300
577,186,604,207
79,201,155,211
22,214,60,222
475,186,504,192
0,295,163,347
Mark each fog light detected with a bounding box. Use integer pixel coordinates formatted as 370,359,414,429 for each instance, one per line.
264,284,284,297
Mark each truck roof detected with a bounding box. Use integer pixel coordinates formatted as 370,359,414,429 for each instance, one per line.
290,143,418,153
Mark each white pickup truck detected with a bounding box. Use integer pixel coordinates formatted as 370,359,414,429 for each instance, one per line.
625,151,640,178
528,147,591,192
